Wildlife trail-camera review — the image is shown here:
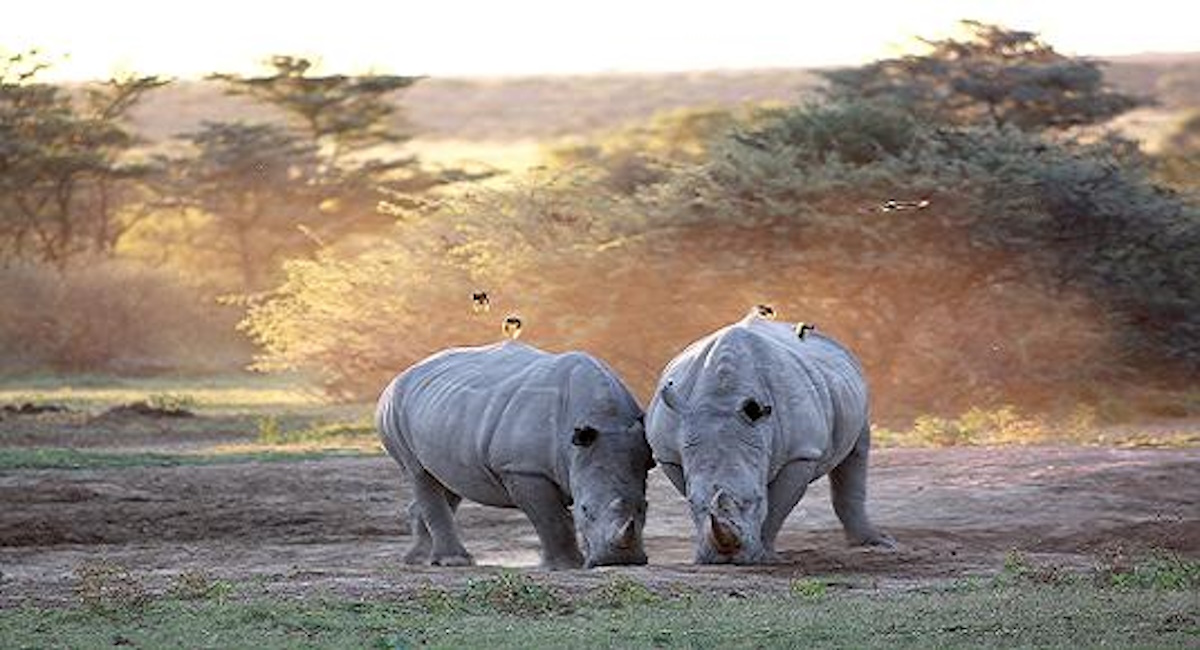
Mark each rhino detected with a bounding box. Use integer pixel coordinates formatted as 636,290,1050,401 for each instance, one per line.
376,341,653,569
645,312,893,564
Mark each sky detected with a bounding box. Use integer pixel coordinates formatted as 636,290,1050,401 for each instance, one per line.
2,0,1197,81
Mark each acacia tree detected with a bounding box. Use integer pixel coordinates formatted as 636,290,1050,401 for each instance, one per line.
209,56,468,228
822,20,1147,130
158,122,323,289
0,49,166,266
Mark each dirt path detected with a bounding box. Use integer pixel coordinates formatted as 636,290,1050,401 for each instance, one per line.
2,447,1197,607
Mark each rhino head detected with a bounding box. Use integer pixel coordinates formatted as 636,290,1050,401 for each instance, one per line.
567,411,654,568
661,379,774,565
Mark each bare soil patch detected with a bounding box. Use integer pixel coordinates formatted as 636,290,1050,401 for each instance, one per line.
2,446,1197,607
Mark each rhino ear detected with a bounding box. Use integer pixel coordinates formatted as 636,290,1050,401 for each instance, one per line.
572,425,599,447
660,381,685,413
740,398,772,423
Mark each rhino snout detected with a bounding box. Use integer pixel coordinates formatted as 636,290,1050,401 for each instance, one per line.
578,499,648,567
708,513,742,555
691,488,766,564
584,516,648,567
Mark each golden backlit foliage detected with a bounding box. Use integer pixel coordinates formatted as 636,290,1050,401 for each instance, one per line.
5,35,1200,424
239,97,1200,419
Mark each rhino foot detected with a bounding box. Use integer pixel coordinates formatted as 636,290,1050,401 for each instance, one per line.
759,550,786,565
403,549,431,565
850,531,897,551
431,553,475,567
540,557,584,571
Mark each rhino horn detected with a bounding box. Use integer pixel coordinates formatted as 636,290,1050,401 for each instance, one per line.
616,517,637,550
711,488,737,516
709,513,742,554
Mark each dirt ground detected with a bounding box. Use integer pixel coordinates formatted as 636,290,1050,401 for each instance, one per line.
2,438,1198,608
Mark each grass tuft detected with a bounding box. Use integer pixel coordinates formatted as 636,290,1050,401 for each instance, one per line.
789,577,830,600
591,575,660,608
463,571,570,617
74,560,151,616
167,569,236,602
1094,550,1200,590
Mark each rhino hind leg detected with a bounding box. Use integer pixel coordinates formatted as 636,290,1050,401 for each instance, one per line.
761,459,819,561
403,494,464,565
403,500,432,564
503,474,584,570
829,426,895,549
411,469,474,566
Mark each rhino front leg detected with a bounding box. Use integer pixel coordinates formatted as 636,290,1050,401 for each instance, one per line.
829,426,895,548
411,469,474,566
761,459,819,561
504,474,584,570
659,462,686,496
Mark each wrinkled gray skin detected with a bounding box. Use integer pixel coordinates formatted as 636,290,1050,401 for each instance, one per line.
646,314,894,564
376,341,652,570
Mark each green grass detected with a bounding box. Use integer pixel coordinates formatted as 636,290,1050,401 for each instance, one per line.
0,374,332,415
873,404,1200,448
0,447,374,470
1,578,1196,649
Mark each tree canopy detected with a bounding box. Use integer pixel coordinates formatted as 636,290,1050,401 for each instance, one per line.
0,49,166,265
821,20,1148,130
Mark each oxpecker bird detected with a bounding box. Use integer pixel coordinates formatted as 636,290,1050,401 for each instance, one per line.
503,314,523,340
472,291,491,313
752,304,777,320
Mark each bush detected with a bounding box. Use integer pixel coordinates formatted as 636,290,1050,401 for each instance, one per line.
239,100,1198,419
640,101,1199,413
0,258,250,374
238,170,652,398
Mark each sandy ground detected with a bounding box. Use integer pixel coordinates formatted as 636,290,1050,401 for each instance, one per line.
2,444,1197,608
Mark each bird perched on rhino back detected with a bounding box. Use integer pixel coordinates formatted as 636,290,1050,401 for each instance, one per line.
645,308,893,564
376,331,653,570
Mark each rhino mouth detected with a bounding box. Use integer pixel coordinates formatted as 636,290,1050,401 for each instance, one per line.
708,514,743,555
580,516,647,567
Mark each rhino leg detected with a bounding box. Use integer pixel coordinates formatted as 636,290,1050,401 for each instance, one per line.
829,426,895,548
659,462,686,496
411,469,474,566
504,474,584,570
761,459,819,560
404,500,432,564
404,494,463,565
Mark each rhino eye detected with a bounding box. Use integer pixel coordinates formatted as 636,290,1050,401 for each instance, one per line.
740,398,772,423
572,426,599,447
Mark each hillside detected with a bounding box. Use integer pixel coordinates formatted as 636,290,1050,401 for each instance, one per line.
125,53,1200,169
128,68,825,143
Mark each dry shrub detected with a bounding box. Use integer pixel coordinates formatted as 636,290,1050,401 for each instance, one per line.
0,258,250,374
236,175,1133,419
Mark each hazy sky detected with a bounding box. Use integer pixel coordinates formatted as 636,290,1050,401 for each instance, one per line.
3,0,1197,80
